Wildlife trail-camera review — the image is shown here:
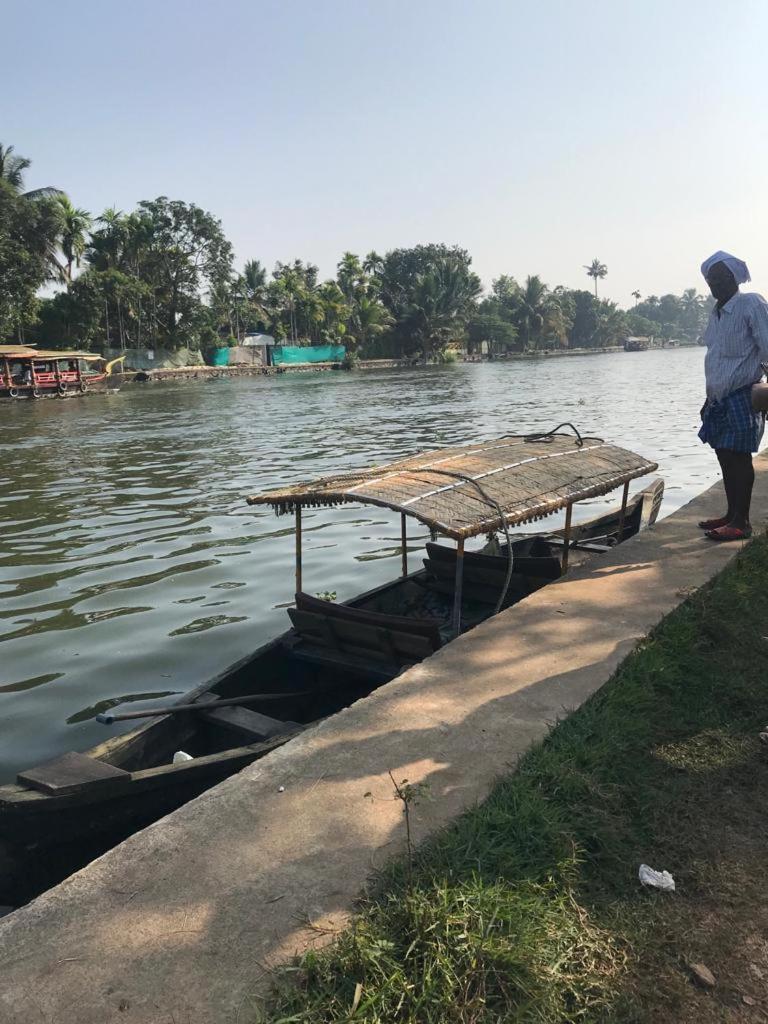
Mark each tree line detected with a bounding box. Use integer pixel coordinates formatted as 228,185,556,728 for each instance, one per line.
1,143,712,361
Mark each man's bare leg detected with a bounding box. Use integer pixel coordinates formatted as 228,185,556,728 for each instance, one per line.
716,448,754,530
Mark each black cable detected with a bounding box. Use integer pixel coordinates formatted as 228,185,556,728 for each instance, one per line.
411,424,596,615
522,422,603,447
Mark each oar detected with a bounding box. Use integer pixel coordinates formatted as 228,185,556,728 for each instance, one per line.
96,690,311,725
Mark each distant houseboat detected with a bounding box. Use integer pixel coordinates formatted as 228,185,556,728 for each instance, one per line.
0,346,121,399
623,336,650,352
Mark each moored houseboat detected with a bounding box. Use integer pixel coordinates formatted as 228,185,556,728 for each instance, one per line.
0,346,121,398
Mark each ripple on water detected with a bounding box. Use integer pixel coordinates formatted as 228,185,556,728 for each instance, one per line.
0,350,746,779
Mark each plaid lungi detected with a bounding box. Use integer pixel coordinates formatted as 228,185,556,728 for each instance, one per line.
699,384,765,453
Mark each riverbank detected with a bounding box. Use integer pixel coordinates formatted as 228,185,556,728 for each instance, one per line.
110,344,692,386
269,535,768,1023
0,457,761,1024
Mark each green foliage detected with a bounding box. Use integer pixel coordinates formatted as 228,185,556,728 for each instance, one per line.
0,180,62,339
378,244,481,361
267,538,768,1023
466,312,518,354
1,141,713,356
434,348,458,363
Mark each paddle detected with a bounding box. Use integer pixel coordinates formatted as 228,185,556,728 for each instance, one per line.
96,690,312,725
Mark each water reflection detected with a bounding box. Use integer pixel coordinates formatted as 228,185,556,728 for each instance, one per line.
0,350,734,779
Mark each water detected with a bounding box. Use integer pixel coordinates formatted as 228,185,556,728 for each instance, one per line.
0,349,720,781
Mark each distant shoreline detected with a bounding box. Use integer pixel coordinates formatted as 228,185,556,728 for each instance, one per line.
112,343,699,385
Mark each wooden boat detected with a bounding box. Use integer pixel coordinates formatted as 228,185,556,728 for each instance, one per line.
0,346,122,399
0,431,661,901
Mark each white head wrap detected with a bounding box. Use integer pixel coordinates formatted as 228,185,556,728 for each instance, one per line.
700,250,751,284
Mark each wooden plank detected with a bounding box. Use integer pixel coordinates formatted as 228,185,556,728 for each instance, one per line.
200,705,298,740
17,752,132,796
289,609,436,660
426,541,561,580
296,591,441,644
424,557,530,597
288,645,395,681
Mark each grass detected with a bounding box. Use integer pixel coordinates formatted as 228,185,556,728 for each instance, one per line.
263,536,768,1023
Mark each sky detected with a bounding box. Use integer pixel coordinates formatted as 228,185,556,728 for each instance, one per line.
5,0,768,305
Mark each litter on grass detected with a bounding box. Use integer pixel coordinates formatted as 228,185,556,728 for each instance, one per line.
639,864,676,891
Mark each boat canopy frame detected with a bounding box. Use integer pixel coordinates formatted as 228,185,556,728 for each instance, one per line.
247,432,658,635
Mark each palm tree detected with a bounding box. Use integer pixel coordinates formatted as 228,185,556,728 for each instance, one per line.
632,290,641,306
680,287,705,337
402,259,481,362
516,275,551,349
362,250,384,277
348,293,392,351
584,258,608,298
241,259,268,325
0,143,62,199
337,252,363,301
57,195,92,282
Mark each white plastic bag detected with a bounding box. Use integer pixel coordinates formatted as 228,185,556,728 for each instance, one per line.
638,864,675,891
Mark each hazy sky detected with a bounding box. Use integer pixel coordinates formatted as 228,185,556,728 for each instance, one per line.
5,0,768,304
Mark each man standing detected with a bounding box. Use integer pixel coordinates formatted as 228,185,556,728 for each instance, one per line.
698,251,768,540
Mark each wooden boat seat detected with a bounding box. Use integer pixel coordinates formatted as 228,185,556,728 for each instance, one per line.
295,591,442,646
17,751,132,796
286,641,396,681
288,593,442,671
426,540,562,580
199,705,299,742
422,542,559,606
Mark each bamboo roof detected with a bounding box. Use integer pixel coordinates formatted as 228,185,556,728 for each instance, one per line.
0,347,102,360
247,433,658,539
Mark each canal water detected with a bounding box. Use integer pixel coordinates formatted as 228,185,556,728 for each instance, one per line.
0,348,726,781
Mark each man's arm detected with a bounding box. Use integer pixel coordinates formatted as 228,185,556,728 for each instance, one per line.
748,294,768,363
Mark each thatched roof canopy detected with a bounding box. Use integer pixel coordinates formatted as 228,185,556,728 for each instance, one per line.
247,434,658,540
0,346,103,360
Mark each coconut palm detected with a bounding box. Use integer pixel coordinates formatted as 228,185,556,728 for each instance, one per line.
632,290,641,306
401,258,481,362
0,143,62,199
348,293,392,351
584,258,608,298
515,275,552,348
57,195,92,282
362,250,384,278
337,252,363,301
241,259,269,324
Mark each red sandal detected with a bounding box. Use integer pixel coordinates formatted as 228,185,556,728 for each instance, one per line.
704,525,752,542
698,516,730,530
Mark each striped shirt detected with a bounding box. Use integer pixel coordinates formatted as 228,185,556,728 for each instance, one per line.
703,291,768,400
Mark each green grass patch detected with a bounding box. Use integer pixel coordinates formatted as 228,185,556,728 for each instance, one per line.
264,537,768,1023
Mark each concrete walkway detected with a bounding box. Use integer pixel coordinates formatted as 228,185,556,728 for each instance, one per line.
1,461,766,1024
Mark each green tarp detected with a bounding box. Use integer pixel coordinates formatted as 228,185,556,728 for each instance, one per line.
272,344,345,365
209,347,230,366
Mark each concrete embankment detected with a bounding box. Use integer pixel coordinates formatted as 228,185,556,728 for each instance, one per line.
112,358,411,384
0,460,764,1024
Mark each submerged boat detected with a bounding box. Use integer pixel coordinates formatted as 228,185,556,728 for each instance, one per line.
0,431,661,900
0,346,122,398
